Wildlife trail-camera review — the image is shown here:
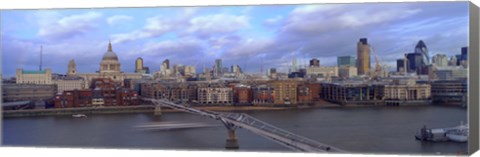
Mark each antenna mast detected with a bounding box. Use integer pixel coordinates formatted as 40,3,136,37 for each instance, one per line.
39,45,43,71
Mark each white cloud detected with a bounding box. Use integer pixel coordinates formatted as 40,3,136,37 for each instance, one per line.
282,4,421,35
187,14,250,36
107,15,133,26
138,37,203,57
264,16,283,26
37,12,102,40
111,15,174,43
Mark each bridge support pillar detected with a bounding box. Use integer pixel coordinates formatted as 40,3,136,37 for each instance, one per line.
154,105,162,116
225,129,239,150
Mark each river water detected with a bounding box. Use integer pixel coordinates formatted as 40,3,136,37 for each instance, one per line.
2,105,467,155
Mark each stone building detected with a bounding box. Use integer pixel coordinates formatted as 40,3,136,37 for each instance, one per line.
383,79,431,102
52,74,85,93
77,41,142,87
16,69,52,84
338,66,357,78
306,66,338,78
197,85,233,105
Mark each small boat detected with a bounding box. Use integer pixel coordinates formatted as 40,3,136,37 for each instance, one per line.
446,124,468,142
72,114,87,118
415,122,468,142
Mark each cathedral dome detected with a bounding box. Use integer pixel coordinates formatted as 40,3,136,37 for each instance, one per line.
102,41,119,61
102,51,118,60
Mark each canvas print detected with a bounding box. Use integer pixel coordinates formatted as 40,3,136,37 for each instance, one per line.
1,2,471,155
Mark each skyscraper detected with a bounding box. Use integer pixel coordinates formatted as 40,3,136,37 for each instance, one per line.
215,59,222,76
309,58,320,67
432,54,448,67
337,56,356,67
135,57,143,73
357,38,370,75
455,54,462,65
461,47,468,61
291,57,298,72
67,59,77,76
162,59,170,70
414,40,430,65
160,59,171,76
460,47,468,67
204,67,211,81
449,56,458,66
396,58,408,73
406,53,423,74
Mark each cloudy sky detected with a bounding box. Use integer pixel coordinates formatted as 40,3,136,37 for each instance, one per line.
1,2,469,77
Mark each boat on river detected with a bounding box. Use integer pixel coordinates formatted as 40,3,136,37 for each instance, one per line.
72,114,87,118
415,123,468,142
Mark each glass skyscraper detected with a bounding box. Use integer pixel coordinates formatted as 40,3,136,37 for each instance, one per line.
337,56,356,67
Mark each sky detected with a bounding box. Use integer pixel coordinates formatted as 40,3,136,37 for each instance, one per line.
1,2,469,77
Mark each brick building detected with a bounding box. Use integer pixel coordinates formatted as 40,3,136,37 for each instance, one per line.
53,78,139,108
273,80,298,105
54,89,92,108
298,82,321,104
233,84,253,105
252,84,274,105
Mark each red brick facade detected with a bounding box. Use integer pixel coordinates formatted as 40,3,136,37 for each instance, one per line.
53,78,138,108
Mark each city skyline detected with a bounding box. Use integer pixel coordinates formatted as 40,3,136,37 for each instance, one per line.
1,2,469,77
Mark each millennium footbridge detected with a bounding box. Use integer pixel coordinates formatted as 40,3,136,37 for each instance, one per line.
144,98,346,153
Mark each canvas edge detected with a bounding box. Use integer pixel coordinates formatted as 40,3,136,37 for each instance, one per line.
468,1,480,155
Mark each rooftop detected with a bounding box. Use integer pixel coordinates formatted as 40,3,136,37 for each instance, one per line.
22,70,46,74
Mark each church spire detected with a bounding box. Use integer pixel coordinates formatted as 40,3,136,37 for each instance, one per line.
108,40,113,52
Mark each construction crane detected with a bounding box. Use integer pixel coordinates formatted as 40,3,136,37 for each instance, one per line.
369,46,382,79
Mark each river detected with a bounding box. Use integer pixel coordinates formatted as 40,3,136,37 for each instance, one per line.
2,105,467,155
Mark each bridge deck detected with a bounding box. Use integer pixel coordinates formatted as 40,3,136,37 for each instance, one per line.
147,98,346,153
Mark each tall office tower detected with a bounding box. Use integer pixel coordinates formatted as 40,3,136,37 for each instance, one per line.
231,65,242,74
163,59,170,69
67,59,77,76
432,54,449,67
184,66,196,76
415,40,430,65
455,54,462,65
204,67,211,81
396,58,408,73
135,57,143,73
449,56,458,66
173,64,185,76
461,47,468,61
309,58,320,67
357,38,370,75
160,59,170,76
268,68,277,78
215,59,222,76
406,53,424,74
291,57,298,72
337,56,356,67
460,47,468,67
